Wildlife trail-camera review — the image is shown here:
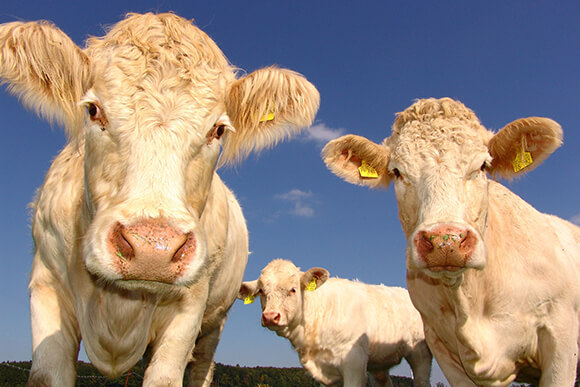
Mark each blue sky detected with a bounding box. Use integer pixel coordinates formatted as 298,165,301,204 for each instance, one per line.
1,1,579,385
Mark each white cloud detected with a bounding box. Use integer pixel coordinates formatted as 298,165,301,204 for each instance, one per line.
275,189,315,217
301,123,345,144
570,214,580,226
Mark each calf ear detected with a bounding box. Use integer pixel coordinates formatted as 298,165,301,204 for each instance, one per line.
0,21,92,139
301,267,329,291
237,280,259,301
487,117,562,179
322,134,392,189
222,66,320,164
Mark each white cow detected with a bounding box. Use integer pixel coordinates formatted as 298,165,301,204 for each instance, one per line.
238,259,432,387
0,13,319,386
323,98,580,386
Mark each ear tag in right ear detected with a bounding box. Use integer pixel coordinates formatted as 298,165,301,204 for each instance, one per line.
244,294,255,305
259,103,275,122
305,279,317,291
358,160,379,178
512,138,533,173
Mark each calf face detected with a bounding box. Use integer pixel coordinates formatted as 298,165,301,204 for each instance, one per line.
323,98,562,281
238,259,328,330
0,13,319,290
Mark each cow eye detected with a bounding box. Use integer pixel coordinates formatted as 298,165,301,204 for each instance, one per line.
289,288,297,295
258,289,263,295
87,103,102,121
480,162,487,172
215,125,225,139
86,102,107,130
392,168,401,178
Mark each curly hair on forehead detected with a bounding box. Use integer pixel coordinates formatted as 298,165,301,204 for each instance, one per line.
393,97,485,134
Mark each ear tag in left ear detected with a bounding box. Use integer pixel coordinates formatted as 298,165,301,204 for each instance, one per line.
259,103,275,122
358,160,379,178
512,138,533,173
244,294,255,305
305,279,317,291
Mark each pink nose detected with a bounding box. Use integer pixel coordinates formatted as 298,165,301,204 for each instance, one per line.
262,311,281,327
108,219,196,283
414,225,476,271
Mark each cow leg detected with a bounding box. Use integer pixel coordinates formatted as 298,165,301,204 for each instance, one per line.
405,341,432,387
143,297,205,387
185,319,226,387
424,330,477,387
368,370,393,387
341,343,368,387
27,267,80,387
538,310,579,387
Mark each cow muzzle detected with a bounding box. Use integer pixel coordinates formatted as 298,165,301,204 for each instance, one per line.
107,218,196,284
261,311,282,328
412,223,484,273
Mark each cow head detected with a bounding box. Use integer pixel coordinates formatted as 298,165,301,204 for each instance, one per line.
323,98,561,282
238,259,328,332
0,13,319,289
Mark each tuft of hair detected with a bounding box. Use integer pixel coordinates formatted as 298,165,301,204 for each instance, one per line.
221,67,320,165
394,97,484,134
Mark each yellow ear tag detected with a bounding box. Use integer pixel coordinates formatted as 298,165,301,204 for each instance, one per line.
259,103,275,122
358,160,379,178
512,137,533,173
305,279,317,291
244,294,255,305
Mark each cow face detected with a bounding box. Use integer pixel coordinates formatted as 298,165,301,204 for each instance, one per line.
0,13,319,290
238,259,328,332
323,98,562,281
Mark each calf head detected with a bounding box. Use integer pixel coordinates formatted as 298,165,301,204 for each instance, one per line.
0,13,319,289
238,259,328,331
323,98,561,281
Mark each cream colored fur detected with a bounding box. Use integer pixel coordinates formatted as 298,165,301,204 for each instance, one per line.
0,12,319,387
239,259,432,387
323,98,580,386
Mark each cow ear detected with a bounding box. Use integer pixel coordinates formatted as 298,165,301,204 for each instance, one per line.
0,21,92,140
222,66,320,164
301,267,329,291
322,134,392,189
487,117,562,179
237,280,259,301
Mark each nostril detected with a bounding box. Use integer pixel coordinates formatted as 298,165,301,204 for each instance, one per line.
415,231,434,257
171,233,194,263
111,223,134,261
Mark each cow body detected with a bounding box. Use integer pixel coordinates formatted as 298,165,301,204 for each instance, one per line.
0,13,319,386
323,98,580,386
239,259,432,387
